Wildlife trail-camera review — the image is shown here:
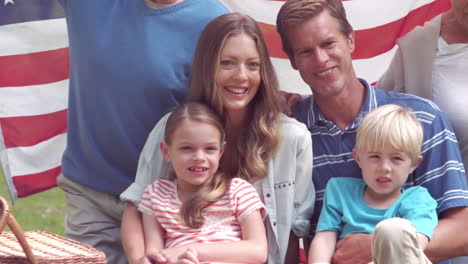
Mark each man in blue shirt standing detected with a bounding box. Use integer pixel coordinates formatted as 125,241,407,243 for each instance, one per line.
56,0,228,263
276,0,468,263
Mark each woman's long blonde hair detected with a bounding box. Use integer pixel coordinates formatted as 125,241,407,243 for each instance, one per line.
164,102,229,228
188,13,281,181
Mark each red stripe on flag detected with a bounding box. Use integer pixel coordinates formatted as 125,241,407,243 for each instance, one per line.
13,166,61,198
354,0,450,59
258,21,285,58
259,0,450,59
269,0,351,1
0,110,67,148
0,48,70,87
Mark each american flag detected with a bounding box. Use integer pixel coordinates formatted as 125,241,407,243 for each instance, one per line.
0,0,450,201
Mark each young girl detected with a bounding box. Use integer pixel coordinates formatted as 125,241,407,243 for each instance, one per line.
138,102,267,264
121,13,314,264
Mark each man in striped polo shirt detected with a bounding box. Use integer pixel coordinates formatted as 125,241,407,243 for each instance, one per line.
276,0,468,263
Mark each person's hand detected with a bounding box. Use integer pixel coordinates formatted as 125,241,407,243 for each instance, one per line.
279,91,304,117
151,246,198,264
134,256,154,264
173,248,199,264
146,250,165,264
332,233,372,264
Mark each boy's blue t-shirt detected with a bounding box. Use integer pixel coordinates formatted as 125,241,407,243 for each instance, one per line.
317,177,438,240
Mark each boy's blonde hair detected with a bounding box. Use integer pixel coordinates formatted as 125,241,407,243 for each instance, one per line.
355,104,423,162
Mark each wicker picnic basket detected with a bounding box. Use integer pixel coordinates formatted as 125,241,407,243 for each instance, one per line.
0,196,107,264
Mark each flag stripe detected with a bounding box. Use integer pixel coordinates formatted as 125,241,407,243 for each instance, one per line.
343,0,446,30
0,49,69,87
0,5,68,199
13,168,62,198
0,80,69,118
353,0,450,59
352,46,399,86
0,18,68,56
7,134,66,176
222,0,444,28
0,110,67,148
271,57,309,94
258,0,450,60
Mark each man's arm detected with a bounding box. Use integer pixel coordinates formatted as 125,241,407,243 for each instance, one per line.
414,107,468,262
425,207,468,263
332,233,372,264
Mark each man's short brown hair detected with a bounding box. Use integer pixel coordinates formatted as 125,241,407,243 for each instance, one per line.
276,0,353,58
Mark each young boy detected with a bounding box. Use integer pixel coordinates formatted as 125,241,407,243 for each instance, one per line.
308,104,438,264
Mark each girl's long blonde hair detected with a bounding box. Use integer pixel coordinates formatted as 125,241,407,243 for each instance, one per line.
188,13,281,181
164,102,229,228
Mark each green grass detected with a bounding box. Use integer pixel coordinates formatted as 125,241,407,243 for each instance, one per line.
0,172,66,236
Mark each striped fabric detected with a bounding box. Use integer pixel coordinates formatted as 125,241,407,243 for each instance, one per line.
0,0,67,199
0,0,450,200
138,178,265,251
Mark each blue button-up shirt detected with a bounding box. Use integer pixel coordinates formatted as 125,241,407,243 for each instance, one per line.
294,79,468,264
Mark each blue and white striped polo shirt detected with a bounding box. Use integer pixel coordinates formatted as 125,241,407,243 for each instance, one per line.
294,79,468,241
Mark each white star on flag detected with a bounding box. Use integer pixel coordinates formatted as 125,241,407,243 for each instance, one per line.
4,0,14,5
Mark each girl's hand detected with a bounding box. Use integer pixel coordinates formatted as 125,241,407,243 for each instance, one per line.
155,246,199,264
174,248,199,264
136,256,154,264
146,250,168,264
